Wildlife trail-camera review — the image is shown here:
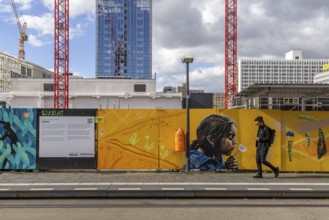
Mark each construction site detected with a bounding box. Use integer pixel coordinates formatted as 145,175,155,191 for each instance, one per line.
1,0,329,110
0,0,329,176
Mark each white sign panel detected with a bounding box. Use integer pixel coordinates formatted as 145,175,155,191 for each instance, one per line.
39,116,95,158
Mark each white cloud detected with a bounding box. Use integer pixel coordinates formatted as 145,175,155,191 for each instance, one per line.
28,34,45,47
191,0,223,25
42,0,95,18
13,0,33,11
70,23,85,39
22,13,53,36
0,3,12,14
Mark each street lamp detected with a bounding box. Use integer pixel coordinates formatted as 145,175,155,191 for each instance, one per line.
182,55,194,172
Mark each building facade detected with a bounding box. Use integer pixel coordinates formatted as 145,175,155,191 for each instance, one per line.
0,78,181,109
314,71,329,84
213,93,225,109
96,0,152,79
0,51,53,92
238,50,329,92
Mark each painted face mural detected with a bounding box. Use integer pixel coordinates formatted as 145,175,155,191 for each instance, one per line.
220,123,237,156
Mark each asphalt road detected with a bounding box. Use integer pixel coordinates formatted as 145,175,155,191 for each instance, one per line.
2,199,329,220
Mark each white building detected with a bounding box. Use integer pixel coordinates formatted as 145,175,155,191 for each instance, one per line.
0,51,54,92
313,62,329,84
238,50,329,92
0,78,182,109
0,51,181,109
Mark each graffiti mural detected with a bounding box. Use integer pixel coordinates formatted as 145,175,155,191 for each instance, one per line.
97,109,186,170
0,108,36,170
281,111,329,172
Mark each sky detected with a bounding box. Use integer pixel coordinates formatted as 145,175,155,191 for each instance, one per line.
1,0,329,93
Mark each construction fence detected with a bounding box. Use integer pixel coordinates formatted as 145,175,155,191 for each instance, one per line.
0,108,328,172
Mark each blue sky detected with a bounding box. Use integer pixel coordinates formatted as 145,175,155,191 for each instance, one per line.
0,0,95,77
1,0,329,92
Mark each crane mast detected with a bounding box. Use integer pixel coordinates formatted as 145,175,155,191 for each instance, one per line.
224,0,238,109
54,0,69,109
11,0,28,60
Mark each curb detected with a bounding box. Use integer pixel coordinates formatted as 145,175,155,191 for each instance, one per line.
2,189,329,199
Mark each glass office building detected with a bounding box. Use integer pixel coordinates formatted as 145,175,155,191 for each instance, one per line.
96,0,152,79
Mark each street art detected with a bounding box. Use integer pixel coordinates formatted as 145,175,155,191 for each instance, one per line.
0,108,36,170
184,114,239,171
97,109,186,170
295,114,327,160
286,131,294,162
281,112,329,172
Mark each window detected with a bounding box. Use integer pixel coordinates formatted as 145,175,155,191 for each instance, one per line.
44,83,54,91
134,84,146,92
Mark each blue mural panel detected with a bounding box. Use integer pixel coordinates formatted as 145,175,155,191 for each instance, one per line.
0,108,36,170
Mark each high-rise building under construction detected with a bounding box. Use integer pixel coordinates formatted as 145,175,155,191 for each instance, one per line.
96,0,152,79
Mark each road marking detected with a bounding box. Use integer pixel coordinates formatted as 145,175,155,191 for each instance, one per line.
247,188,270,191
0,183,30,186
117,188,141,191
74,188,98,191
96,183,112,186
204,188,227,190
161,183,190,185
161,188,185,191
29,188,54,191
79,183,97,186
0,188,9,191
289,188,313,191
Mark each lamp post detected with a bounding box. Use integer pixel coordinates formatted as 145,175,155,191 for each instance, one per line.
182,55,194,172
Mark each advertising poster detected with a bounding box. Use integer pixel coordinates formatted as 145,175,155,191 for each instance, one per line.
0,108,37,170
37,109,97,169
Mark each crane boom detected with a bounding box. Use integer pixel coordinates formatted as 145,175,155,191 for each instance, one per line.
11,0,28,60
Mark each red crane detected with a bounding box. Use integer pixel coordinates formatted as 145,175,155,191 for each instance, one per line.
54,0,69,109
224,0,238,109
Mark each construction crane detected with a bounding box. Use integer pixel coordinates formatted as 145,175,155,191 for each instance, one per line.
224,0,238,109
54,0,69,108
114,34,127,76
10,0,28,60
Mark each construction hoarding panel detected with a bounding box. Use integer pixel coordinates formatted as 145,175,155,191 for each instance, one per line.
281,111,329,172
0,108,36,170
97,109,186,170
225,109,282,171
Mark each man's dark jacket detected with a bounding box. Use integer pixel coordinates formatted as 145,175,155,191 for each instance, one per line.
256,125,271,148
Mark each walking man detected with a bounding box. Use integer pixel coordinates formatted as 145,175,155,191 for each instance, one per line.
253,116,279,178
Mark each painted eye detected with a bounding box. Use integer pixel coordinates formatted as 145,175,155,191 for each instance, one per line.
227,132,235,140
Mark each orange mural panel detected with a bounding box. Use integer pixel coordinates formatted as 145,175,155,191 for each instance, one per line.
97,109,186,170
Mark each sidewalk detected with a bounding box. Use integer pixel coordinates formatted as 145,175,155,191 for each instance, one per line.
0,171,328,199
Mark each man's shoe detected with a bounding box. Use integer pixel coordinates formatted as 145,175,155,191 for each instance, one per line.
253,174,263,178
274,167,279,178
